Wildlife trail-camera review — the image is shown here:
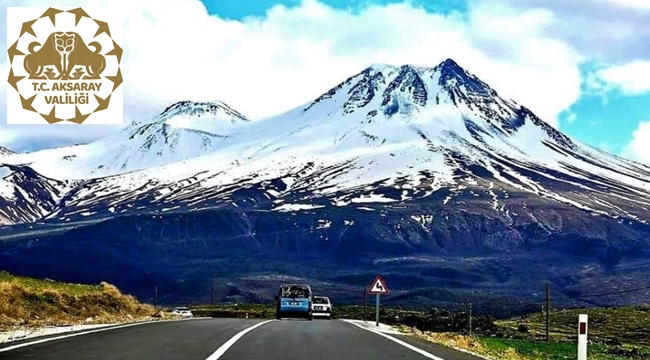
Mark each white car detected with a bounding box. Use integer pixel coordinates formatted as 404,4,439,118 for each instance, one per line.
171,307,194,318
311,296,332,319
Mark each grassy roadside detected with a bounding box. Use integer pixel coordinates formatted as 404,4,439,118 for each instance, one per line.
407,330,650,360
497,306,650,346
0,271,155,331
400,304,650,360
190,303,275,319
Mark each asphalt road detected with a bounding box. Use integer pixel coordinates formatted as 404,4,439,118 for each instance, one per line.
0,318,484,360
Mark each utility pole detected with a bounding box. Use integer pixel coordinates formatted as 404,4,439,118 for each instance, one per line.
154,286,158,310
545,283,550,342
211,276,216,306
363,285,368,322
468,301,472,336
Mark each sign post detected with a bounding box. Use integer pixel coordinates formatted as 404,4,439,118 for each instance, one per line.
376,294,380,327
367,275,390,327
578,314,588,360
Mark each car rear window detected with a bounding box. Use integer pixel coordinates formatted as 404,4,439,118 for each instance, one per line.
281,285,310,298
313,297,328,304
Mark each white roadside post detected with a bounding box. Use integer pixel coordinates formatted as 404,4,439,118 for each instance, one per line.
578,314,588,360
367,275,390,327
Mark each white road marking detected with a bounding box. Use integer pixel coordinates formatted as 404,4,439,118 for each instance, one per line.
204,319,275,360
0,318,198,353
343,320,448,360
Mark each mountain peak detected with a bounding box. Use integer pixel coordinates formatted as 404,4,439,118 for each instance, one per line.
365,59,463,73
367,63,395,72
157,100,250,123
305,57,504,116
437,58,463,71
431,58,497,99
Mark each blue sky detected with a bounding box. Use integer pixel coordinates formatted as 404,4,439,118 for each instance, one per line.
202,0,468,19
1,0,648,164
560,92,650,154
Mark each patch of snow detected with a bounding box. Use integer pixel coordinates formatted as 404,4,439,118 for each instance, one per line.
487,182,500,210
266,189,282,197
161,206,181,212
374,256,431,264
464,177,478,185
410,214,433,228
357,206,375,211
273,203,325,212
350,194,397,203
316,219,332,229
154,187,172,201
0,177,15,200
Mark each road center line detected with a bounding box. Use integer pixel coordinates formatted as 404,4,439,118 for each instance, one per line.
343,320,448,360
204,319,275,360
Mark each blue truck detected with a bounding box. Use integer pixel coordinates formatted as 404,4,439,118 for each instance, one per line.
275,284,313,321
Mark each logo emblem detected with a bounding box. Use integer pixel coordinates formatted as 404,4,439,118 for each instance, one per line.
6,7,123,124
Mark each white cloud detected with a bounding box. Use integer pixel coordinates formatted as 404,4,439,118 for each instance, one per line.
117,0,583,125
488,0,650,106
596,61,650,95
0,0,604,150
604,0,650,11
622,121,650,165
491,0,650,61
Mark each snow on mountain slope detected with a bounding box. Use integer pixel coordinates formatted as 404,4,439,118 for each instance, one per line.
0,147,13,156
3,101,251,179
0,165,68,225
178,59,650,196
2,58,650,225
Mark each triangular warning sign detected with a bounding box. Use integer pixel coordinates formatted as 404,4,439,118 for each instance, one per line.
367,275,390,295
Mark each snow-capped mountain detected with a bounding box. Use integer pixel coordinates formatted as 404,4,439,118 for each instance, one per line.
3,58,648,224
1,59,650,308
4,100,250,179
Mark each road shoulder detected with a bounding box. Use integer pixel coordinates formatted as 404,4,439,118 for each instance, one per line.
342,319,488,360
392,334,489,360
0,318,204,351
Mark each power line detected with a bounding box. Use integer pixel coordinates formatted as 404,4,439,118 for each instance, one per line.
232,277,650,310
524,284,650,304
571,285,650,299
